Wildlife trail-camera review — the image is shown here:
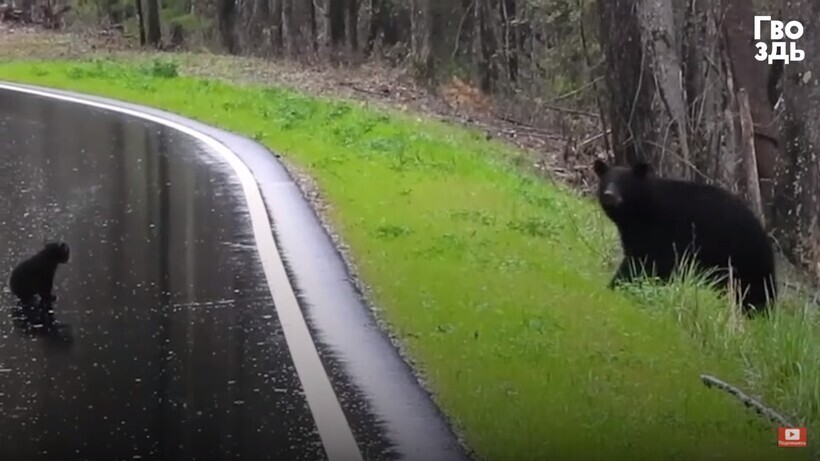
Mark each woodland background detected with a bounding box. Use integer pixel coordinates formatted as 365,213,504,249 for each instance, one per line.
2,0,818,285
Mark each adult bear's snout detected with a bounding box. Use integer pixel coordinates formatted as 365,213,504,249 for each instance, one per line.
601,190,621,207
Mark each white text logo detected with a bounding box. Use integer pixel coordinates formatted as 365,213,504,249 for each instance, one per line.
754,16,805,64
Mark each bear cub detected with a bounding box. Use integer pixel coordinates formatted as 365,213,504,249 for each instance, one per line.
592,159,777,316
10,242,70,311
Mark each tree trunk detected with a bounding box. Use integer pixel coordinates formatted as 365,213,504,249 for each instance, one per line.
19,0,32,22
364,0,382,55
283,0,295,55
773,0,820,280
474,0,497,93
364,0,410,55
348,0,359,52
258,0,272,29
217,0,238,53
135,0,147,45
599,0,709,180
248,0,271,52
329,0,346,49
318,0,345,61
455,0,474,62
309,0,318,53
638,0,691,178
284,0,314,58
362,0,386,57
271,0,284,53
597,0,654,167
500,0,517,82
682,0,732,185
145,0,162,48
410,0,434,81
723,0,779,223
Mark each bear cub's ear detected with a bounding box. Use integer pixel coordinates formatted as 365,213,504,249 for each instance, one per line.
593,159,609,178
632,161,651,178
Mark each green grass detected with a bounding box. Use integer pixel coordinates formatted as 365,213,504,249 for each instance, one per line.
1,58,817,461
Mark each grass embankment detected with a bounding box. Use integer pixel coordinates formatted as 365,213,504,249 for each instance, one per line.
0,59,816,461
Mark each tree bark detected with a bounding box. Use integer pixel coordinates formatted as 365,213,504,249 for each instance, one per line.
217,0,238,53
738,89,765,225
639,0,692,178
329,0,346,49
309,0,318,53
283,0,313,58
19,0,32,22
474,0,497,92
410,0,434,81
500,0,517,82
135,0,147,45
597,0,655,167
773,0,820,279
364,0,383,54
348,0,359,52
723,0,780,223
283,0,296,55
455,0,474,62
244,0,271,52
682,0,732,185
271,0,284,53
599,0,738,182
145,0,162,48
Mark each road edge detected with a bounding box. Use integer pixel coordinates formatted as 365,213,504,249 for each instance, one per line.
0,81,473,461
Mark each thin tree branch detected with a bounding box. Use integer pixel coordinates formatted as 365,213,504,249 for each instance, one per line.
451,0,476,61
700,374,793,427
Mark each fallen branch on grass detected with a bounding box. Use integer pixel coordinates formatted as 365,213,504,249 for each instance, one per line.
578,130,612,148
700,374,792,427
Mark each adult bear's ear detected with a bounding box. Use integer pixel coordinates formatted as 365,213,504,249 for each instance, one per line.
593,159,609,177
632,161,651,178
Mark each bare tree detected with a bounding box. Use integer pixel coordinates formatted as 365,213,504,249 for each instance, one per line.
19,0,32,22
271,0,284,54
410,0,434,80
246,0,272,52
217,0,238,53
135,0,147,45
598,0,774,185
329,0,346,52
145,0,162,47
348,0,359,52
500,0,517,82
365,0,411,55
773,0,820,279
474,0,497,92
364,0,384,55
283,0,314,58
282,0,296,55
723,0,779,221
682,0,732,185
597,0,658,168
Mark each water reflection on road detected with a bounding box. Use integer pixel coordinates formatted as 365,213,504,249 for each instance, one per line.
0,90,326,460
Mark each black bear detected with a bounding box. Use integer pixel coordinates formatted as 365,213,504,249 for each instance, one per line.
592,159,777,316
9,242,70,312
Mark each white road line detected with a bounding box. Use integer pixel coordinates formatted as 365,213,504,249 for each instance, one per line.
0,82,364,461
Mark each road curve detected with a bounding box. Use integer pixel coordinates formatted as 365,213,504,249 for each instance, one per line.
0,82,472,461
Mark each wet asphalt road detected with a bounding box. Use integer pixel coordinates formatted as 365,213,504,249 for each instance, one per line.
0,87,468,461
0,88,333,460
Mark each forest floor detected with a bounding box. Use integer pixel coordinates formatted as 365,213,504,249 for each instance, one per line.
0,23,598,192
